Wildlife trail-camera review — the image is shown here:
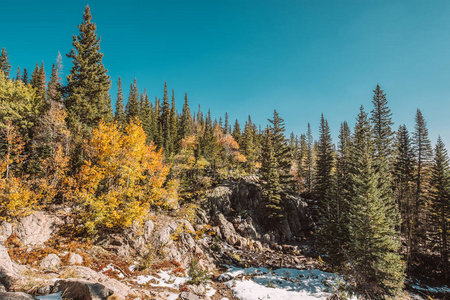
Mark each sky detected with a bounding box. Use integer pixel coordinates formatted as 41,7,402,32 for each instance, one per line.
2,0,450,147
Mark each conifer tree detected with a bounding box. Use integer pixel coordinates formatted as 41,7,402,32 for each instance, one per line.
38,62,46,103
48,63,62,103
30,63,40,90
370,84,394,161
0,48,11,77
260,128,284,228
170,89,178,152
224,112,230,134
429,137,450,280
347,106,404,296
15,67,21,82
315,114,334,204
303,123,314,196
126,79,139,121
242,116,256,172
412,109,432,254
268,110,292,187
140,92,152,142
22,68,28,85
179,92,192,140
160,82,172,154
114,77,126,127
393,125,415,265
65,5,112,131
232,119,242,146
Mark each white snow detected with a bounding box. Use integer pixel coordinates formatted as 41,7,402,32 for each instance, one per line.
222,266,347,300
135,270,216,297
101,263,125,278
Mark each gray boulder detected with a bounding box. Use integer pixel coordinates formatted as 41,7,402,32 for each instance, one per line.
14,211,63,246
39,254,61,270
53,279,113,300
0,243,17,289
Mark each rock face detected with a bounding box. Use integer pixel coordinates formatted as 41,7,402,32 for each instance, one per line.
0,243,17,289
14,211,63,246
206,179,314,243
68,253,83,265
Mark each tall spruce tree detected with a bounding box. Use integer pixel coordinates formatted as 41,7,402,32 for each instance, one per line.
243,116,256,172
232,119,242,146
429,137,450,280
315,114,334,204
0,48,11,77
260,128,284,228
114,77,126,127
22,68,29,85
179,92,192,140
15,67,21,82
370,84,394,161
140,91,152,142
268,110,292,188
170,89,178,152
412,109,432,255
160,81,172,154
347,106,404,296
125,79,139,121
48,63,62,103
65,5,112,131
393,125,415,267
303,123,314,197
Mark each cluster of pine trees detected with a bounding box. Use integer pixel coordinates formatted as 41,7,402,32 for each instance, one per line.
1,5,448,298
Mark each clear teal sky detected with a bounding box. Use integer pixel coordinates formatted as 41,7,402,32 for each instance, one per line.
2,0,450,146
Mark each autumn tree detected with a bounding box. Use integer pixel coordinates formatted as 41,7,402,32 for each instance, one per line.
0,122,36,220
72,120,171,234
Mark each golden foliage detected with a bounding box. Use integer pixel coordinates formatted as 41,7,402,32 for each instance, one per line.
0,122,37,220
73,119,171,234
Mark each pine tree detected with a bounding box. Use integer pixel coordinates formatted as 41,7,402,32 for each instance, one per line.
260,128,284,228
224,112,230,134
47,62,62,103
179,92,192,140
0,48,11,77
140,91,152,141
429,137,450,280
412,109,432,255
126,79,139,121
268,110,292,187
232,119,242,146
393,125,415,266
170,89,178,152
114,77,126,127
65,5,112,131
242,116,256,172
160,81,172,154
347,106,404,296
38,61,46,104
22,68,29,85
315,114,334,204
15,67,21,82
370,84,394,161
303,123,314,197
30,63,40,90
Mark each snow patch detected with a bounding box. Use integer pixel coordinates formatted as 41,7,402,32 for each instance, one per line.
222,266,346,300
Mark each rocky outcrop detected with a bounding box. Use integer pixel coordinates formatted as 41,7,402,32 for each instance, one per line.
206,179,314,243
0,243,17,290
13,212,63,246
